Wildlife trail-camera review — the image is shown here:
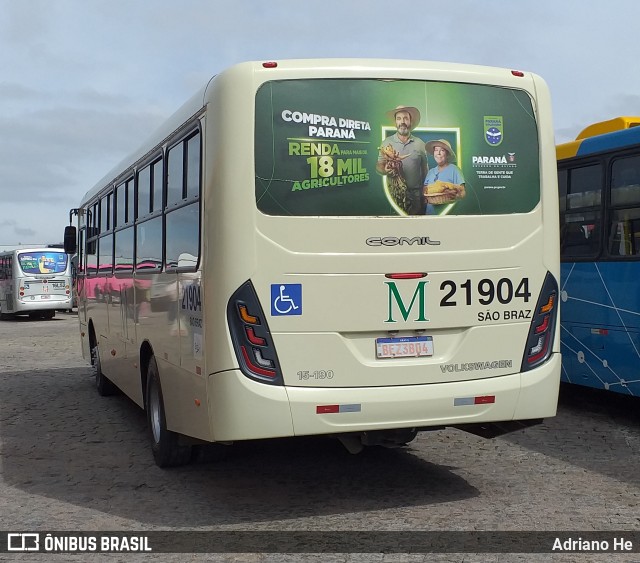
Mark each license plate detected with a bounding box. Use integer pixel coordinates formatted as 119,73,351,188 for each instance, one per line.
41,295,50,299
375,336,433,359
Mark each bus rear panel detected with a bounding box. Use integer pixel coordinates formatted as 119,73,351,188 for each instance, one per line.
201,61,560,444
0,248,72,319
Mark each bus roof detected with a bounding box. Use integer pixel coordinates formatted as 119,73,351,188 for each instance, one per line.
0,247,69,256
81,84,209,205
576,116,640,139
557,116,640,161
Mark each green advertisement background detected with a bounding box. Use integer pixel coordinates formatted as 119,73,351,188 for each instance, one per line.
255,79,540,216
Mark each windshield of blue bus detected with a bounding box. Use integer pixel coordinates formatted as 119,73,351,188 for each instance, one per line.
18,251,68,274
255,79,540,217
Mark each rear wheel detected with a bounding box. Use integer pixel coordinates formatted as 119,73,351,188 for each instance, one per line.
146,356,192,467
91,340,117,396
0,303,13,320
41,310,55,320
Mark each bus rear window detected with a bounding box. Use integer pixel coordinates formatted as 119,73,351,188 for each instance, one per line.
18,251,68,274
255,79,540,217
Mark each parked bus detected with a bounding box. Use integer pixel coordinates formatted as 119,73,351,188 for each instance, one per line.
558,116,640,397
0,247,73,319
65,59,560,467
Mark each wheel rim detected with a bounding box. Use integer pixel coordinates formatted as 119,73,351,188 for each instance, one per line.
149,380,162,444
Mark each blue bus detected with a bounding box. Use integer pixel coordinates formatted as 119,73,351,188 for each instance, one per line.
558,117,640,396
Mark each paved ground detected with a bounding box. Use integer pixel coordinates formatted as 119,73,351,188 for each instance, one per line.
1,312,639,562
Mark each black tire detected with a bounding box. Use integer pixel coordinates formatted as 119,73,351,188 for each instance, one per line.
42,310,55,320
92,341,118,396
0,303,13,320
146,356,192,467
191,443,230,463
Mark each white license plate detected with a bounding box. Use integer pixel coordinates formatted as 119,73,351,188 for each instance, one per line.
41,295,50,299
375,336,433,359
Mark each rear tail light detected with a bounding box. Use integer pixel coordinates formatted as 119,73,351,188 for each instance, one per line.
227,280,283,385
521,272,559,371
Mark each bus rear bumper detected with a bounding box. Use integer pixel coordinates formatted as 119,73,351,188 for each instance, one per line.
288,354,560,437
16,297,72,311
208,354,560,441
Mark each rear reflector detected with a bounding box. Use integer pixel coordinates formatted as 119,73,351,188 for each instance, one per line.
316,405,339,414
316,404,362,414
454,395,496,406
474,395,496,405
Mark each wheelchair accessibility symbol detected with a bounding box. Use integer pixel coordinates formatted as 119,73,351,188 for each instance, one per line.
271,283,302,316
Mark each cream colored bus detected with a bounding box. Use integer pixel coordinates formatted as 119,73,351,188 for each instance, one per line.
64,59,560,467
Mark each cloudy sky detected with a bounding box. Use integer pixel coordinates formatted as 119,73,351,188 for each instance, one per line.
1,0,639,247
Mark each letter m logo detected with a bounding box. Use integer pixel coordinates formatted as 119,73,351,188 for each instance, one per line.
385,281,430,323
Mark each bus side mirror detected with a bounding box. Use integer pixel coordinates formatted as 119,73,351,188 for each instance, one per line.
64,225,77,254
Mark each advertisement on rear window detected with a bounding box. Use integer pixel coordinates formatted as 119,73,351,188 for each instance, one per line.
255,79,540,216
18,252,68,274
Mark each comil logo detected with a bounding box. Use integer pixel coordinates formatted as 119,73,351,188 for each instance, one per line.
366,236,440,247
7,533,40,551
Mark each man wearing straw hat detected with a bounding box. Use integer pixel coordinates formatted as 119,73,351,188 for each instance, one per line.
376,105,429,215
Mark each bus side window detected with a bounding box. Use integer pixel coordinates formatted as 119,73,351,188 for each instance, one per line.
86,232,98,277
608,212,640,256
138,165,151,218
165,129,201,271
563,223,589,256
560,164,602,260
611,155,640,205
558,169,567,215
609,156,640,256
167,142,184,207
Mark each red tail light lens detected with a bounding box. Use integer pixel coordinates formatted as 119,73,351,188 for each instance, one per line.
385,273,428,280
521,272,558,371
534,315,550,334
245,326,266,346
227,281,283,385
